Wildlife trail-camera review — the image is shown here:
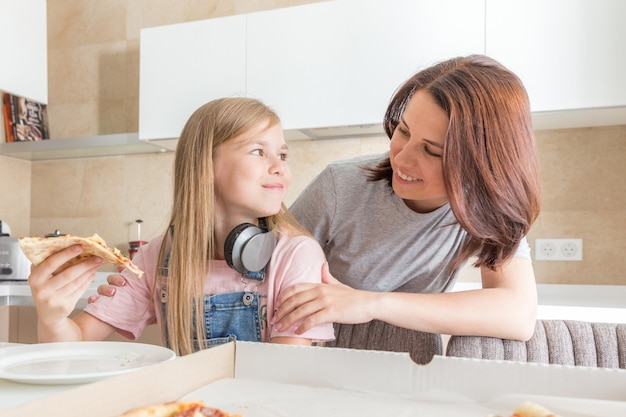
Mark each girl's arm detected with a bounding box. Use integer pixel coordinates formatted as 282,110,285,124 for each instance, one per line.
274,259,537,341
29,244,117,342
270,336,312,346
38,311,116,342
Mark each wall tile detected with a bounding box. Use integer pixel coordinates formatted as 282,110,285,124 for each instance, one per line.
0,155,31,237
535,125,626,211
48,46,100,104
47,0,129,48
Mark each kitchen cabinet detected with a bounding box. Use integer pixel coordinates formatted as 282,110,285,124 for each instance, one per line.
139,15,247,142
136,0,626,145
486,0,626,113
138,0,484,143
0,0,48,104
246,0,485,134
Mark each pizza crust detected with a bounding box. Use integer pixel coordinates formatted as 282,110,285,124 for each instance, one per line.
487,401,562,417
119,400,240,417
513,401,561,417
18,233,143,278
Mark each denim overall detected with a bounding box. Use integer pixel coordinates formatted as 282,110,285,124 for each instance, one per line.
160,250,266,350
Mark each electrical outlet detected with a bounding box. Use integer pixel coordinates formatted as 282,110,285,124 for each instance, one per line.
535,239,583,261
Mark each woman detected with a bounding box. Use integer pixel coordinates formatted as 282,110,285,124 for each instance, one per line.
273,54,541,341
28,97,335,355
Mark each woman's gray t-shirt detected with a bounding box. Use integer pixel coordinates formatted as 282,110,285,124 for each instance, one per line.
289,153,530,293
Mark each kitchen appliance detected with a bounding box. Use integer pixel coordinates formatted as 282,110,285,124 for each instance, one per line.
0,220,31,281
128,219,148,259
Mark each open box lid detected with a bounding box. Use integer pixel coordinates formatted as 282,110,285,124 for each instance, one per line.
2,341,626,417
234,342,626,402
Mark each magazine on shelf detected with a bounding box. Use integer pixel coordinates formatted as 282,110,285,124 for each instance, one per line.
2,92,50,142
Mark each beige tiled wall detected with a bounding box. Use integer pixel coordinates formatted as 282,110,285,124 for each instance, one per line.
529,126,626,285
1,0,625,284
0,155,31,236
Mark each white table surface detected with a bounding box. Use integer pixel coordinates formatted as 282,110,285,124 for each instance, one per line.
0,343,82,411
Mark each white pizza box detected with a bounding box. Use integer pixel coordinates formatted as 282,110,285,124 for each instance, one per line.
2,341,626,417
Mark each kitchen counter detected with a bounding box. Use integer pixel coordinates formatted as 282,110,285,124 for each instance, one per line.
452,282,626,324
3,276,626,322
0,272,110,308
0,272,163,345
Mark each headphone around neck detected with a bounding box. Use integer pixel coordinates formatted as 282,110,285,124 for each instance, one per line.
224,219,277,279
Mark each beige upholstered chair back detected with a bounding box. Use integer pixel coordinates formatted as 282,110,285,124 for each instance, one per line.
446,320,626,368
325,320,442,365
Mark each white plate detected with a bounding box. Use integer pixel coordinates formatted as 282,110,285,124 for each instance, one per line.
0,341,176,385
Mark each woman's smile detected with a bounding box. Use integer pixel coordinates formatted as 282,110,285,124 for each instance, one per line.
396,168,421,183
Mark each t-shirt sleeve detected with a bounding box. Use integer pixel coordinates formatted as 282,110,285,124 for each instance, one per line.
289,166,337,246
514,236,531,260
267,235,335,342
83,241,158,340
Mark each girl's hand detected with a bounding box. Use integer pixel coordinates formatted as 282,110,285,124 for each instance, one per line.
273,263,378,334
28,245,102,326
87,273,127,304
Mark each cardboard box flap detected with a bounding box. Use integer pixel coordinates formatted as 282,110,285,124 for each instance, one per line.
410,355,626,402
235,342,626,403
235,342,416,397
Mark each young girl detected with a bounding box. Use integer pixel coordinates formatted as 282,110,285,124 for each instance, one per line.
28,97,335,355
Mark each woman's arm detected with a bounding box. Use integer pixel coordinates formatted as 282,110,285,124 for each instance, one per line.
273,259,537,341
374,257,537,340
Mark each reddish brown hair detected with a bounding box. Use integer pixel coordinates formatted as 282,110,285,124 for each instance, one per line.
369,55,541,270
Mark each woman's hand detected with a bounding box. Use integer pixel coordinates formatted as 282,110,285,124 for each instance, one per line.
28,245,102,327
87,272,127,304
273,263,379,334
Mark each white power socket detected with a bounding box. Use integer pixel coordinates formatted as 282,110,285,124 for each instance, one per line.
535,239,583,261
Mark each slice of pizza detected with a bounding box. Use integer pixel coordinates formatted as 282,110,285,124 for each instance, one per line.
488,401,562,417
512,401,562,417
18,233,143,278
119,400,241,417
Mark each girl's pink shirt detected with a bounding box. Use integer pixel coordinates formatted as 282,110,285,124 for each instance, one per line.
84,233,335,344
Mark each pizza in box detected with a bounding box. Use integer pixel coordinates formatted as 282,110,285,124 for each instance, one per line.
119,400,241,417
117,399,560,417
490,401,562,417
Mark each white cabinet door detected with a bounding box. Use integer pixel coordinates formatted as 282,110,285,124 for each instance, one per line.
246,0,485,132
139,16,247,141
0,0,48,103
486,0,626,112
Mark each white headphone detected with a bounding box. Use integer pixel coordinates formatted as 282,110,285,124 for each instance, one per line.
224,220,277,279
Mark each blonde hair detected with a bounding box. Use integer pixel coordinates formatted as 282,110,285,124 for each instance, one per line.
158,97,308,355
